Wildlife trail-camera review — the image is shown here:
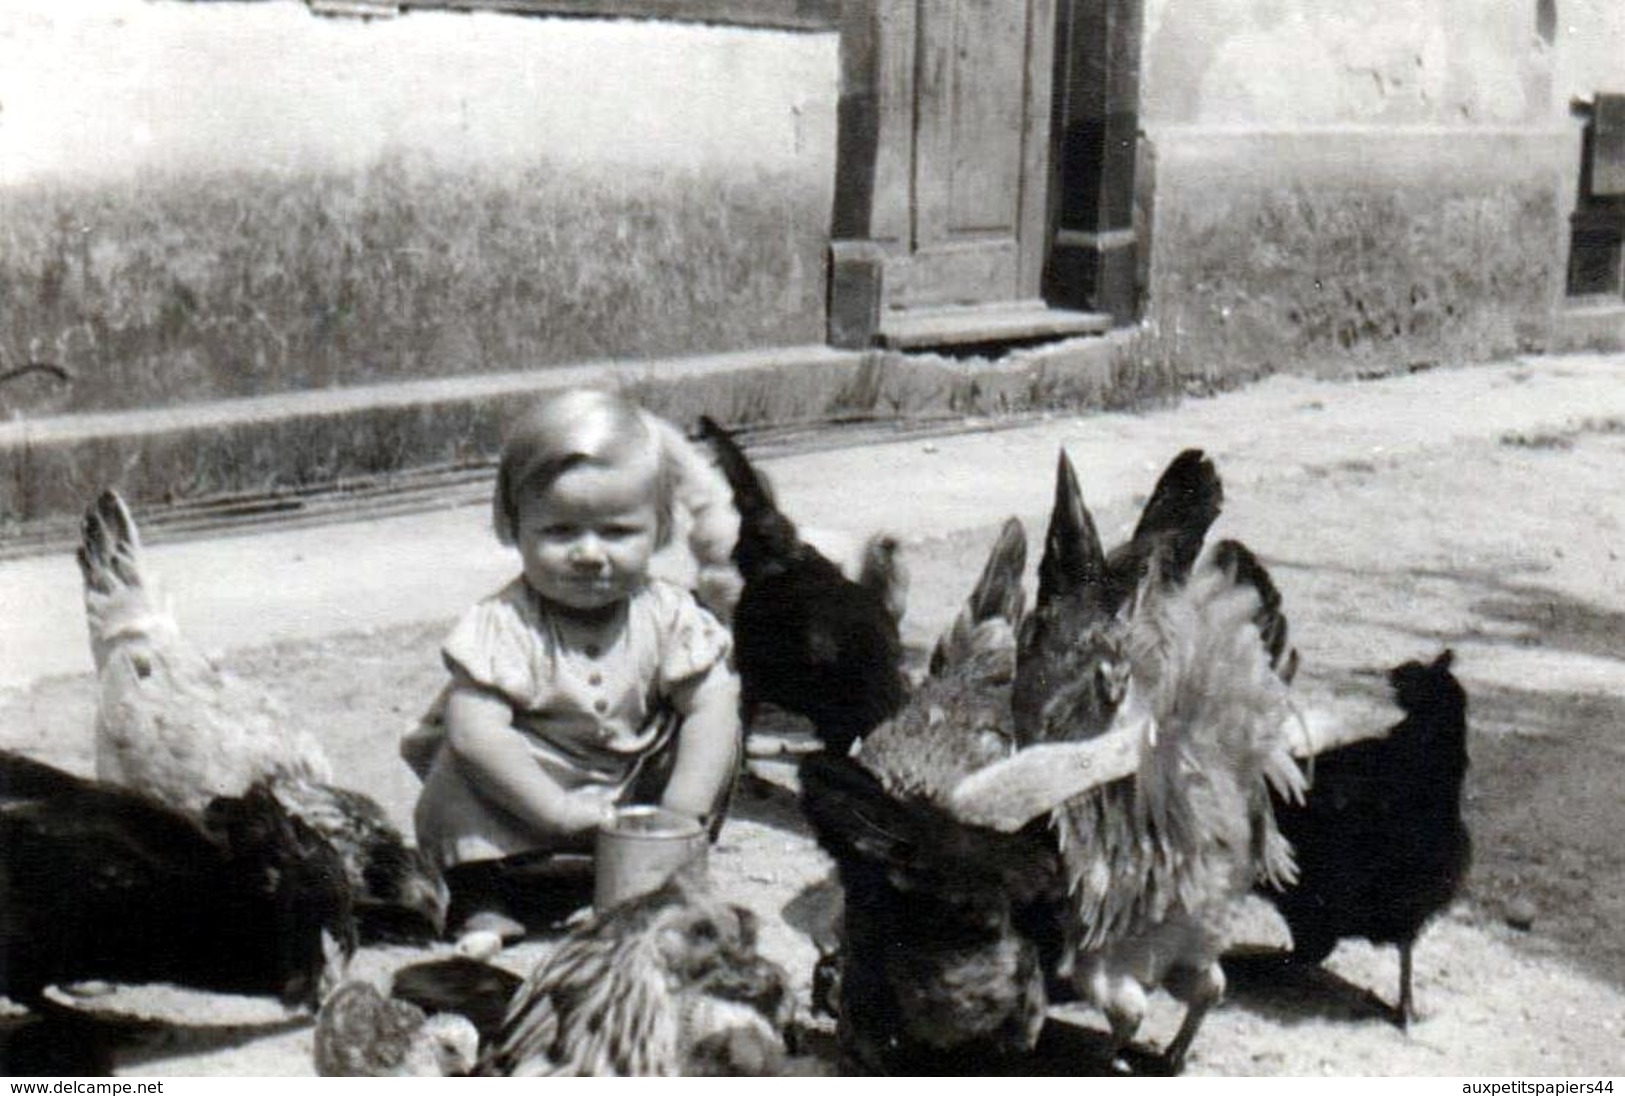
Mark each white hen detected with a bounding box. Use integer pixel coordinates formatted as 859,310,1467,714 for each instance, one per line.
78,490,332,817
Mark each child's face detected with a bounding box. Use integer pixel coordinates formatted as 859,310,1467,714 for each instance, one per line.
515,459,659,613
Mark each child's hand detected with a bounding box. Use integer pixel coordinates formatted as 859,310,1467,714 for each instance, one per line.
565,783,620,833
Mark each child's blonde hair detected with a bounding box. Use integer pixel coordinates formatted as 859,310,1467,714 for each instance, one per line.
492,389,667,546
492,390,740,606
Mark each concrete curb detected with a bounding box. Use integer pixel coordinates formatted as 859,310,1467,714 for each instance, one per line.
1,333,1133,528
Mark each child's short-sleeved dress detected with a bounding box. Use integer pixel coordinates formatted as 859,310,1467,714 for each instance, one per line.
412,576,730,869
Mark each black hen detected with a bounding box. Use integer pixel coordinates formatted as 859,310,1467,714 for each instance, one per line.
697,416,907,756
802,519,1067,1074
799,754,1060,1074
1259,649,1471,1026
0,751,356,1011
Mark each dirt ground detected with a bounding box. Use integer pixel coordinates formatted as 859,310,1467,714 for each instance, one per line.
2,358,1623,1076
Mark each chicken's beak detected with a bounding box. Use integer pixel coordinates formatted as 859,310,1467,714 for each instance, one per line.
395,861,451,938
357,858,451,942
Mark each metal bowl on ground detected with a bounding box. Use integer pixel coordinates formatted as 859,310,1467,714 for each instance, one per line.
595,805,707,911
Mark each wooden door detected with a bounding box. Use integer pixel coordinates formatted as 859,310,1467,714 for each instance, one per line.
892,0,1054,310
828,0,1113,347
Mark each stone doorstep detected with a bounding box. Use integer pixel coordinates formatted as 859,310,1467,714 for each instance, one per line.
0,335,1128,530
879,302,1113,350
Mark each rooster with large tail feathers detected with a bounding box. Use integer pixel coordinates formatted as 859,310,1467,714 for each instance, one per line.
955,451,1303,1074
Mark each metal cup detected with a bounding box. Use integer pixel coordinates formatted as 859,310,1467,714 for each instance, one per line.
594,805,707,911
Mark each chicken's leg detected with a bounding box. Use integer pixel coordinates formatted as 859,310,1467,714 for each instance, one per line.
1161,960,1225,1075
1081,962,1147,1073
1397,939,1415,1030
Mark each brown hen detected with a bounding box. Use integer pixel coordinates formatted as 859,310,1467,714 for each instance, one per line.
478,869,794,1076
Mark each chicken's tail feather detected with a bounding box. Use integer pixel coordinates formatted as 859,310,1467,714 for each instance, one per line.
1036,451,1109,609
929,517,1026,677
77,490,143,595
1212,539,1300,684
77,490,171,668
964,518,1027,630
696,416,805,579
696,416,776,523
1127,449,1224,585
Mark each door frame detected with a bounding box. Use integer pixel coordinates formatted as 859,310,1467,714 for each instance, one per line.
1044,0,1146,325
828,0,1145,346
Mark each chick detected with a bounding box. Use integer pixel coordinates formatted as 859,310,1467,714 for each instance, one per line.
314,981,480,1077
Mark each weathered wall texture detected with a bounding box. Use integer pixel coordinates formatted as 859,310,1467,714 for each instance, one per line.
1143,130,1571,377
1550,0,1625,106
1142,0,1554,128
1135,0,1577,374
0,1,837,416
